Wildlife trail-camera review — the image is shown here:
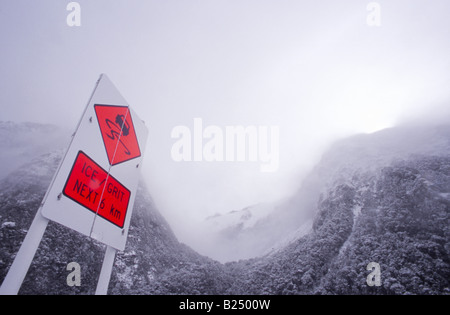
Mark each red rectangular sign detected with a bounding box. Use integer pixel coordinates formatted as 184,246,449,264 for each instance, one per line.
63,151,131,228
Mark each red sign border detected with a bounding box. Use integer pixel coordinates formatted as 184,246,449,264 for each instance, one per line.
62,150,131,229
94,104,142,167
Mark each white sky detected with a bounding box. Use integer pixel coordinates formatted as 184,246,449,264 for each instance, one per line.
1,1,450,246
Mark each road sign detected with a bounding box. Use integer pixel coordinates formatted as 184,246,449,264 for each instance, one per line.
63,151,131,228
1,74,148,295
94,104,141,166
40,74,148,251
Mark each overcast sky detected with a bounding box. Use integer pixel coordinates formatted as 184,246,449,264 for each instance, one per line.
1,1,450,246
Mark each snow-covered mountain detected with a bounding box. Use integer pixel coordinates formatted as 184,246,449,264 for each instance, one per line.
228,151,450,294
200,123,450,264
224,122,449,295
1,120,448,295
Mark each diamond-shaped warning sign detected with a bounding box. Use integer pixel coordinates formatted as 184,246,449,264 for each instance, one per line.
95,104,141,166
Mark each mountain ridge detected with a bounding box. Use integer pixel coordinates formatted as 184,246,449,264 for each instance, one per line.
200,122,450,263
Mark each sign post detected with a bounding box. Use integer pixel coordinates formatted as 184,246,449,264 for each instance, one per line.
95,246,117,295
0,74,148,295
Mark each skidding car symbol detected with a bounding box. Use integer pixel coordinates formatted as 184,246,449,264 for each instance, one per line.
104,115,131,156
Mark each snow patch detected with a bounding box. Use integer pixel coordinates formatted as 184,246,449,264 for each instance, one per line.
2,222,16,228
352,205,362,218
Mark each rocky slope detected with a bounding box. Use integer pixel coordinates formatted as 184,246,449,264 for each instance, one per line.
225,155,449,294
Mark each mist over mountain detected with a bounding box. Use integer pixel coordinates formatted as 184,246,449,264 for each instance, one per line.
226,123,450,295
199,123,450,264
0,121,70,180
0,120,448,295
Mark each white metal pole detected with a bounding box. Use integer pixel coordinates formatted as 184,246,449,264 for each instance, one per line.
95,245,117,295
0,209,49,295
